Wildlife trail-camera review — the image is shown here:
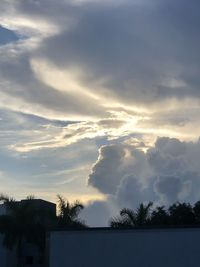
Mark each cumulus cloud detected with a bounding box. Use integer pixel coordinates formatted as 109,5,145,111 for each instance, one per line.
85,137,200,225
89,143,153,195
116,174,155,209
88,145,126,194
154,175,189,204
80,199,117,227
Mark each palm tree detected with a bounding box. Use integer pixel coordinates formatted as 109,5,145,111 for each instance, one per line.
135,202,153,226
110,202,153,228
57,195,86,228
110,208,136,228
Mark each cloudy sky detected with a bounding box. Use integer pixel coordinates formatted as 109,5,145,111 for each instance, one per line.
1,0,200,226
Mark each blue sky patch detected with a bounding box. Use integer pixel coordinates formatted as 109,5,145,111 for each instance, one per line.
0,26,19,45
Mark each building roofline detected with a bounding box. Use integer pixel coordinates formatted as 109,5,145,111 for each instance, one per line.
20,198,56,205
49,225,200,233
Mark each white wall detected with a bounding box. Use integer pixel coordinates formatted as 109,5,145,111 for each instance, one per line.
49,228,200,267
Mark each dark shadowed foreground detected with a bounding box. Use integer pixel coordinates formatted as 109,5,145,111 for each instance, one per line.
49,227,200,267
1,194,200,267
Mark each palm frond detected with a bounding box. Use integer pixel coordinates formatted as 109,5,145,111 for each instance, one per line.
70,201,84,219
120,208,136,225
57,195,86,227
110,216,132,228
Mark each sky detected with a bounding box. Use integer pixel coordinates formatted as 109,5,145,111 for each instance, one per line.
1,0,200,226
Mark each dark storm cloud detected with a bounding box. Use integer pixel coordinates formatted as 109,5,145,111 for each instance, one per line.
36,0,200,105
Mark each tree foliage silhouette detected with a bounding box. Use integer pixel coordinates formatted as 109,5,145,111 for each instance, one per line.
0,194,86,266
110,201,200,228
150,206,169,226
57,195,86,228
110,202,153,228
168,203,195,225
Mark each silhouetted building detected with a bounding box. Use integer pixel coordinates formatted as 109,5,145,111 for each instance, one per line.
0,198,56,267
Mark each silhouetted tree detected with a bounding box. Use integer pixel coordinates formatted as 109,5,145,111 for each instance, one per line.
193,201,200,224
110,202,153,228
168,203,195,225
150,206,169,226
135,202,153,226
110,208,136,228
57,195,86,228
